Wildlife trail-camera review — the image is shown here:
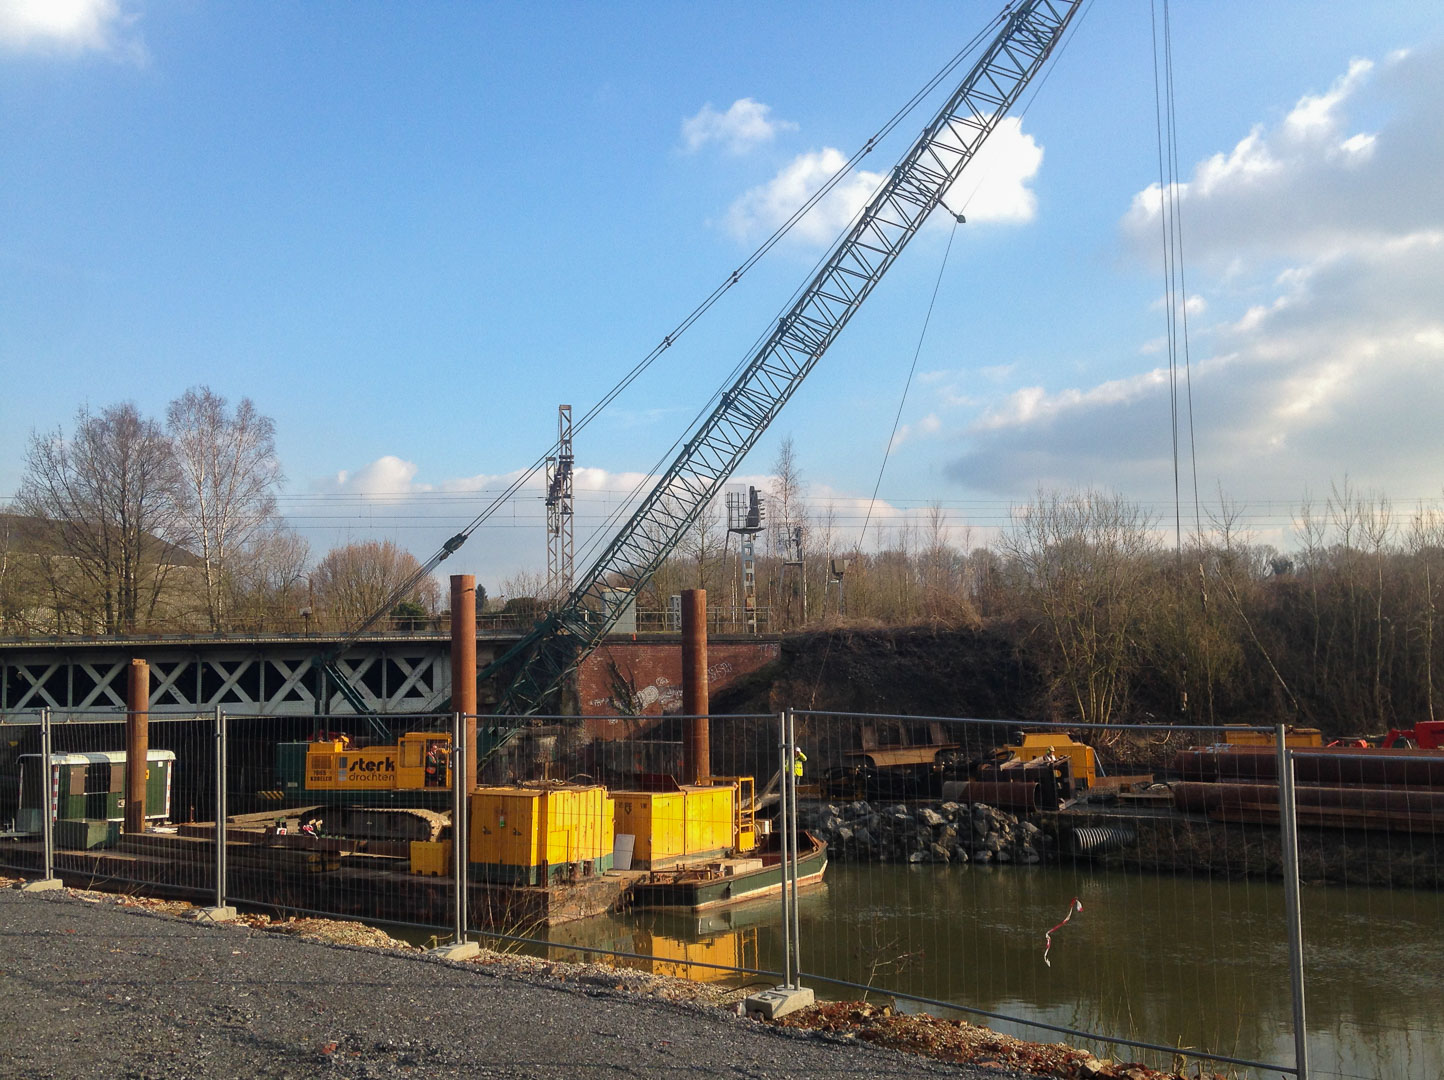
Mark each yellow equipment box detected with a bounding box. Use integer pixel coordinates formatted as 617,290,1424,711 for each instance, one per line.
469,784,613,885
410,839,453,876
1005,732,1098,788
611,783,736,869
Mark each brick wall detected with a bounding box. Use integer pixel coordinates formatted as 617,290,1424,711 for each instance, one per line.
576,638,779,729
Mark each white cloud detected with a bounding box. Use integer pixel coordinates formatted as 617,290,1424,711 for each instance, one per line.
942,48,1444,503
888,413,942,452
725,147,884,244
681,98,796,154
1283,58,1372,139
0,0,144,59
324,456,431,502
942,116,1043,223
724,115,1044,244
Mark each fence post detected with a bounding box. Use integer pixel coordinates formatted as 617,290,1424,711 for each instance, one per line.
40,706,55,882
215,706,227,910
19,705,63,891
193,707,236,921
452,711,468,946
432,712,477,960
786,706,802,984
1276,724,1309,1080
777,709,793,986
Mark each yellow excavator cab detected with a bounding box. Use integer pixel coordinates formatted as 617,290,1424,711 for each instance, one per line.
1004,732,1097,789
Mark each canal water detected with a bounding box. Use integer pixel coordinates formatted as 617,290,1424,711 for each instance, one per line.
527,864,1444,1080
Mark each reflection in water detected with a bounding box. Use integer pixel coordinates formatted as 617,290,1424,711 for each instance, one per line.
535,866,1443,1079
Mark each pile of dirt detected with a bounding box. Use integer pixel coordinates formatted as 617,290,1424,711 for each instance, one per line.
772,1001,1227,1080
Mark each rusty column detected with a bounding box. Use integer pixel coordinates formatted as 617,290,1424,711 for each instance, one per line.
450,575,478,784
681,589,710,783
125,659,149,834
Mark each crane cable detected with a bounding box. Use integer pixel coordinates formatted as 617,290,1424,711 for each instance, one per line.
564,15,1015,574
1152,0,1201,556
798,0,1094,704
578,0,1101,582
332,15,1011,642
1150,0,1204,723
850,0,1096,555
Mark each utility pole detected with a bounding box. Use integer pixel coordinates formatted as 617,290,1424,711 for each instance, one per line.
545,404,574,604
727,486,765,634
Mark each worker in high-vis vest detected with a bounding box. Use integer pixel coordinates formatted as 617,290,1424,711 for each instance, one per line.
793,747,807,779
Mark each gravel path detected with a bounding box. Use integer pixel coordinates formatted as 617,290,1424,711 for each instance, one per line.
0,887,1023,1080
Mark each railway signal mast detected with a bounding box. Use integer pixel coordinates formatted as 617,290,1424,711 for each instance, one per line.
727,486,767,634
545,404,575,603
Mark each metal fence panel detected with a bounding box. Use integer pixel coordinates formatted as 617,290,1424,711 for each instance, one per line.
786,710,1301,1077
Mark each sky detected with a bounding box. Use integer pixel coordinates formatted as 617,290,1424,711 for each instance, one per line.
3,0,1443,595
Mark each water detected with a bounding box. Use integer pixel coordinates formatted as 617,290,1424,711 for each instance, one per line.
525,864,1444,1080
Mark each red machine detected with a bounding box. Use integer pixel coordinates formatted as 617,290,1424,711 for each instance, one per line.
1383,722,1444,749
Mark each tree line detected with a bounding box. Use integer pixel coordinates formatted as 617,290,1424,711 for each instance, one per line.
8,401,1441,735
1,391,438,635
635,444,1444,737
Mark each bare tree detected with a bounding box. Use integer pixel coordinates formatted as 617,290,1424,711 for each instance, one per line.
678,495,726,593
15,404,186,633
310,540,441,629
1407,500,1444,724
225,526,311,628
1000,489,1157,726
770,436,810,627
167,387,285,630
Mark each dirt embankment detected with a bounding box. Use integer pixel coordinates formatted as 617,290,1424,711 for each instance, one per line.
711,622,1053,720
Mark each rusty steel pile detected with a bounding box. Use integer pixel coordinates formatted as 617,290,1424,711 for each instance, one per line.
1171,743,1444,834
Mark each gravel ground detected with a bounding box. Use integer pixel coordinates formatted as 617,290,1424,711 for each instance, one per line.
0,885,1033,1080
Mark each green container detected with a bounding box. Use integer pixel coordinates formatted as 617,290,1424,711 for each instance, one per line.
17,750,176,834
55,818,120,850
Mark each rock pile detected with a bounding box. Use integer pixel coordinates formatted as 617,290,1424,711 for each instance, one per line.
797,800,1049,865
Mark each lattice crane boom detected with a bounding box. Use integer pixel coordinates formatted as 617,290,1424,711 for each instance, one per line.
485,0,1082,722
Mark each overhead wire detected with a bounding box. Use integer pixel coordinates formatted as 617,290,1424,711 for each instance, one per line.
453,13,1009,561
328,16,1012,637
565,16,1011,576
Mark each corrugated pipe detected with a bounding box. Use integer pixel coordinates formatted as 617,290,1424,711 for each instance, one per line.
1068,825,1137,857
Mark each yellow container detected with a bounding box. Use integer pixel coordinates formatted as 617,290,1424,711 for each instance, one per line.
684,786,735,859
409,839,452,876
469,785,613,884
1223,726,1323,748
611,784,736,869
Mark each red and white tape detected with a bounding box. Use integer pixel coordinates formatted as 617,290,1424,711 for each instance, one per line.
1043,897,1084,967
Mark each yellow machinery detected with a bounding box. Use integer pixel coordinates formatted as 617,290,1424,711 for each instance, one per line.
469,783,613,885
1004,732,1097,789
303,732,453,792
611,782,738,870
1223,726,1323,748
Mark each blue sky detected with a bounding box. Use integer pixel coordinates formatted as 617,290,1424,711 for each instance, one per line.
4,1,1443,589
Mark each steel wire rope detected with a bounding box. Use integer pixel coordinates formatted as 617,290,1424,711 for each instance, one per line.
1152,0,1227,1056
565,18,1010,575
848,0,1093,554
796,2,1095,719
460,16,1005,547
578,0,1096,581
326,24,1007,639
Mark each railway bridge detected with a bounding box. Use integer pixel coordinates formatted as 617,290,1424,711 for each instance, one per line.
0,631,781,720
